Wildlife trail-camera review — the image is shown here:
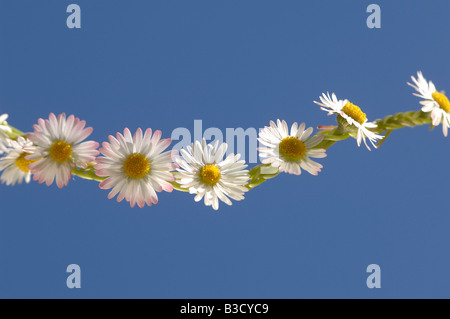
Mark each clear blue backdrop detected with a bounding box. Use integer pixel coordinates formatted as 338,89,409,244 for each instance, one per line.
0,0,449,298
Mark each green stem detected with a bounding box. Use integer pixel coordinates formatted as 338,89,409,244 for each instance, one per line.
376,129,393,148
314,127,350,149
373,110,432,133
4,109,435,192
245,110,433,190
245,164,279,189
169,181,190,192
4,124,25,140
70,165,191,192
169,171,190,192
71,167,107,182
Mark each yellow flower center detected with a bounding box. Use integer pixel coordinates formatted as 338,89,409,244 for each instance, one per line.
342,102,367,125
123,153,150,179
279,136,306,161
15,153,37,173
432,91,450,113
200,164,221,186
49,140,72,163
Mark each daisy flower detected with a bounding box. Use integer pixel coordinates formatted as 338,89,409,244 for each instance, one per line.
0,113,12,154
176,139,249,211
26,113,100,188
0,137,37,186
408,71,450,137
258,120,326,176
314,92,383,150
95,128,178,208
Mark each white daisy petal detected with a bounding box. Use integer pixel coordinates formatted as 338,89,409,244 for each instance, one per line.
0,137,36,186
0,113,13,154
409,71,450,137
258,120,326,176
27,113,99,188
95,128,177,208
315,92,383,150
176,138,249,211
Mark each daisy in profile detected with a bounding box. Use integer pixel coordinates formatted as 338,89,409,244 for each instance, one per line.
258,120,326,176
0,113,12,154
176,139,249,211
26,113,99,188
0,137,37,186
408,71,450,137
314,92,383,150
95,128,177,208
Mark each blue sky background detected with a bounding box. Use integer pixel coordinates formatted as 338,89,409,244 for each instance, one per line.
0,0,449,298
